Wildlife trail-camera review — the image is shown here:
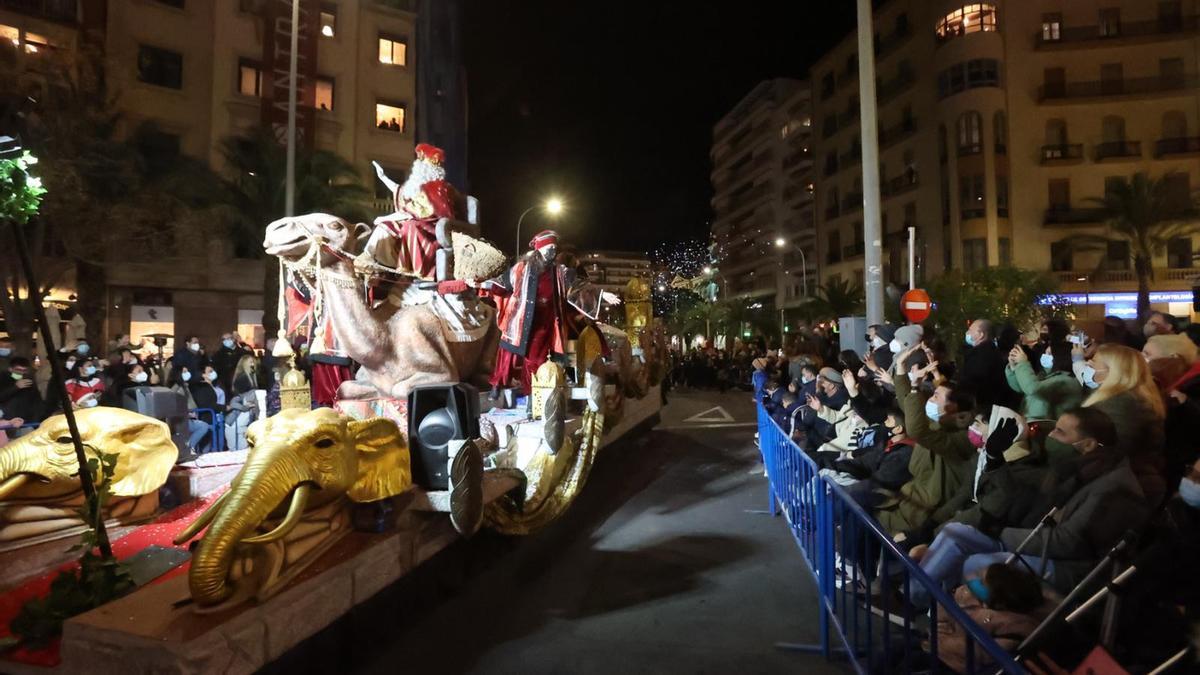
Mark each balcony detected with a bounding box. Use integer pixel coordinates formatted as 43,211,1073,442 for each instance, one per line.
1095,140,1142,161
879,118,917,148
1041,144,1084,163
1043,206,1108,226
1035,16,1199,48
877,69,916,105
881,173,919,199
841,192,863,214
1155,137,1200,157
0,0,77,22
875,25,912,60
838,146,861,170
1039,75,1199,103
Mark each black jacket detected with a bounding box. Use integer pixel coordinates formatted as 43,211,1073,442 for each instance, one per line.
0,371,44,423
210,346,248,390
958,341,1012,410
190,381,222,412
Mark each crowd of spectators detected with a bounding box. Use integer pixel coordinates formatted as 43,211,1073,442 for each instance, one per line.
756,312,1200,673
0,331,286,455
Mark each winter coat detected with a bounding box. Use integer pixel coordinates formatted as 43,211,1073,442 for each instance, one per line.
999,451,1149,593
875,376,978,535
959,341,1012,410
1087,391,1166,507
811,400,867,455
833,436,914,491
0,371,44,423
1003,363,1084,421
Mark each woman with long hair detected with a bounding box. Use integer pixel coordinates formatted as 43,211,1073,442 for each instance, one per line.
1083,344,1167,505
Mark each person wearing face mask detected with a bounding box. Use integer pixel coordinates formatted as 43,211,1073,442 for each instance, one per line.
874,343,978,541
888,324,924,360
1004,342,1083,421
960,407,1151,596
959,319,1011,412
1142,310,1177,339
168,367,212,453
210,332,249,392
867,324,895,372
830,405,915,507
1107,456,1200,671
0,356,45,428
803,368,867,460
111,363,156,405
172,335,208,377
64,359,105,409
0,338,13,371
1081,344,1167,506
190,365,226,415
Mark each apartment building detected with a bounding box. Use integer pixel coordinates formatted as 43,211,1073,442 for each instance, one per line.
811,0,1200,319
709,78,817,312
1,0,431,346
578,250,653,295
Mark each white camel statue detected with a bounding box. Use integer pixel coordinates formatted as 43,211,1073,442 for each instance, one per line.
263,213,498,400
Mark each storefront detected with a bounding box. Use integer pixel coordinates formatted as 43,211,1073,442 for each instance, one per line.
1051,290,1197,322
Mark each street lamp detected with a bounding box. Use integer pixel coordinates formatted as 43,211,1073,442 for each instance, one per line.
514,197,564,257
774,237,809,299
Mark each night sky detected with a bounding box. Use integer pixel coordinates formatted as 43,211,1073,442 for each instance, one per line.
463,1,858,254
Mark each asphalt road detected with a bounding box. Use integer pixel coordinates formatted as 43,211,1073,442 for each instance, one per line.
270,389,846,674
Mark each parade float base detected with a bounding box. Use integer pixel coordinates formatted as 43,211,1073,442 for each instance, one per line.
4,386,660,675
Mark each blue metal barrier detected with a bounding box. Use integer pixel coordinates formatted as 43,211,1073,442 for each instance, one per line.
757,404,1023,674
190,408,225,452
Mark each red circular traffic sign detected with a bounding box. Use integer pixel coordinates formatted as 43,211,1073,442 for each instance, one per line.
900,289,932,323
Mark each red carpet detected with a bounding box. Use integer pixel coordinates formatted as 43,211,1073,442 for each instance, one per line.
0,489,226,668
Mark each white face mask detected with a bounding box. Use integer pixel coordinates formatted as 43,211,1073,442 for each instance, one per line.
205,370,218,382
189,342,201,353
889,339,902,354
81,398,99,408
181,371,192,382
133,371,148,383
871,336,886,349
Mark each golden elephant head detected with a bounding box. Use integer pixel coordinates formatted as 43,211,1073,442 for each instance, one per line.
0,407,176,502
178,408,411,607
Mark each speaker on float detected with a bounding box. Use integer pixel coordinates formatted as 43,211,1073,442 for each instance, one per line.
407,383,480,490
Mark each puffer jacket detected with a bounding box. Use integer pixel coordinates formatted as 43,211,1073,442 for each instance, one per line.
1004,362,1084,421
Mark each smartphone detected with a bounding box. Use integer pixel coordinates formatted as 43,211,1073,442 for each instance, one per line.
1068,332,1086,345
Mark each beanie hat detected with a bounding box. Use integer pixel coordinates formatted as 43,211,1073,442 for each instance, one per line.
873,324,897,342
818,367,844,386
893,324,924,350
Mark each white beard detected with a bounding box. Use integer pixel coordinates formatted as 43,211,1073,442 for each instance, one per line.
399,159,446,201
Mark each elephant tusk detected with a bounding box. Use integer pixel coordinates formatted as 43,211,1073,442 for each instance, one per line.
240,483,312,545
172,490,230,545
0,474,31,501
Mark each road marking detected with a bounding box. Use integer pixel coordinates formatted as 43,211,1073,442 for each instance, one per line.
657,422,757,431
682,406,735,423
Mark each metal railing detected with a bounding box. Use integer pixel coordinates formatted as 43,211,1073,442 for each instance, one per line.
1041,144,1083,162
1155,137,1200,157
1095,140,1141,161
190,408,226,453
1039,75,1199,102
758,406,1024,673
1035,15,1199,47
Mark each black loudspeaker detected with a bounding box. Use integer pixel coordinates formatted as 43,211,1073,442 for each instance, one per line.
407,383,480,490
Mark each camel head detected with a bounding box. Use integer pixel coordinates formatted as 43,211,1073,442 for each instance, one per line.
264,214,370,266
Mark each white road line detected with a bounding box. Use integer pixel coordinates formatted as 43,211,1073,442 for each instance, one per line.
656,422,757,430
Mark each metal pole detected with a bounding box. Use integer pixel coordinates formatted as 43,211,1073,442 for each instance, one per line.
8,220,114,559
514,205,536,257
796,245,808,298
857,0,884,325
284,0,300,218
907,226,916,290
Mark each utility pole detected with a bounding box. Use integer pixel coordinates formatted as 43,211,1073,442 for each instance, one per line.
857,0,884,325
284,0,300,217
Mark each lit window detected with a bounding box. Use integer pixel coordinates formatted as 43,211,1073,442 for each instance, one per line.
935,4,998,44
375,101,405,132
1041,13,1062,41
378,34,407,66
320,5,336,37
315,76,334,111
238,58,261,97
24,31,49,54
1,24,18,48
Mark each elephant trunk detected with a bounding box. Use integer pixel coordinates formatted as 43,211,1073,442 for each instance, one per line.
0,441,39,499
187,452,314,606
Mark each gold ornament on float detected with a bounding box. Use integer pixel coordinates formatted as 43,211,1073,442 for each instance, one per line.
624,277,652,349
175,408,411,608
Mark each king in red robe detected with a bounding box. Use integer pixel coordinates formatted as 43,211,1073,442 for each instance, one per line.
474,230,620,396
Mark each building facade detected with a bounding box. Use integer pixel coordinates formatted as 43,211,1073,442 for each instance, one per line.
809,0,1200,320
709,78,817,312
1,0,424,349
578,250,653,295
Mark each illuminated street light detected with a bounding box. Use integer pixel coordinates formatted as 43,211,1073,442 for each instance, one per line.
515,197,565,256
774,236,808,299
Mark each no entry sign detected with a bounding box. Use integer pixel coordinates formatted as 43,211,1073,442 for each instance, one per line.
901,289,932,323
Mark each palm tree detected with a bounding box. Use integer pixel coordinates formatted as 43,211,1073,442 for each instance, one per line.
805,277,865,321
219,129,371,334
1063,172,1199,321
